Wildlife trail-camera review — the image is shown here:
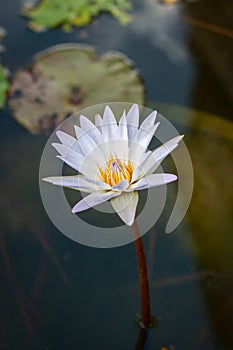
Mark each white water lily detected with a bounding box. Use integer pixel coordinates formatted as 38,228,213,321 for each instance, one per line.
43,104,183,226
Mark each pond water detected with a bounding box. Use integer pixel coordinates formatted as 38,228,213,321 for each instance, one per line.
0,0,233,349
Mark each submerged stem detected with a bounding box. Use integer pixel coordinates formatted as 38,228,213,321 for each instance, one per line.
131,220,151,328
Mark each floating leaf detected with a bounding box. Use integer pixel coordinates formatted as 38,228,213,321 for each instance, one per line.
9,44,144,134
0,65,9,109
0,27,9,109
23,0,132,32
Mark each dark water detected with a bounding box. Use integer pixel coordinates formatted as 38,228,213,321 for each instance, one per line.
0,0,233,349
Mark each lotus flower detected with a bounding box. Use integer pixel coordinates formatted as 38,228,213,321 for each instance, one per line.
43,104,182,225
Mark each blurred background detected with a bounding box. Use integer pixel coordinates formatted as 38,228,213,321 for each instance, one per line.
0,0,232,349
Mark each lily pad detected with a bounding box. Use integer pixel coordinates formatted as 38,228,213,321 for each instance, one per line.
0,27,9,109
0,65,9,109
23,0,132,32
8,44,144,134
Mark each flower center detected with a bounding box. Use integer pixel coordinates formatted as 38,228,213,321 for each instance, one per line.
99,156,134,186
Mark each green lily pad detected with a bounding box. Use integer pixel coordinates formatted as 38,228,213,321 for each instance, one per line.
0,65,9,109
8,44,144,134
0,27,9,109
23,0,132,32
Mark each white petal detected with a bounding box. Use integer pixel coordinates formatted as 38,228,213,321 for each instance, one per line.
127,104,139,128
128,173,177,191
112,179,129,191
118,111,128,140
79,114,94,130
52,144,85,171
79,115,102,145
73,125,106,167
42,175,111,192
137,135,184,177
131,151,152,183
136,121,160,149
54,144,104,179
129,122,160,165
102,105,118,141
126,104,139,142
56,131,81,153
111,191,139,226
95,114,103,132
52,143,83,160
111,111,128,159
57,156,86,174
138,110,157,132
98,110,129,160
100,139,128,161
72,191,119,213
74,125,97,153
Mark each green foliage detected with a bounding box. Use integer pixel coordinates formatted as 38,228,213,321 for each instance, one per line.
0,27,9,109
0,65,9,108
0,68,8,109
23,0,132,32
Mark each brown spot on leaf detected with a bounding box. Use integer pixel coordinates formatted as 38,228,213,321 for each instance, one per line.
9,44,144,134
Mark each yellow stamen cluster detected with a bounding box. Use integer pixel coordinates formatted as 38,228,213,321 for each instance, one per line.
99,156,134,187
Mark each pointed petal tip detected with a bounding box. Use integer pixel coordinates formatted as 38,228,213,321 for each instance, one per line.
95,113,102,120
166,134,184,146
56,130,69,138
104,105,114,116
111,191,138,226
169,174,178,182
51,142,58,147
148,110,157,119
42,177,53,183
128,103,139,113
56,130,63,137
126,217,135,226
95,114,102,127
117,212,135,226
103,105,116,121
71,206,78,214
176,134,184,142
79,114,85,123
79,114,90,126
72,201,84,213
162,173,178,183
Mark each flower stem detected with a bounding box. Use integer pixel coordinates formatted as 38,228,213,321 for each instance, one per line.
131,219,151,328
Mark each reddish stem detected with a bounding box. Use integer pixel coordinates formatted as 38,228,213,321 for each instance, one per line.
131,220,151,328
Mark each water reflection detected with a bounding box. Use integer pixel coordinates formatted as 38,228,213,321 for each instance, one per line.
131,1,189,62
185,0,233,118
157,103,233,349
135,329,148,350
